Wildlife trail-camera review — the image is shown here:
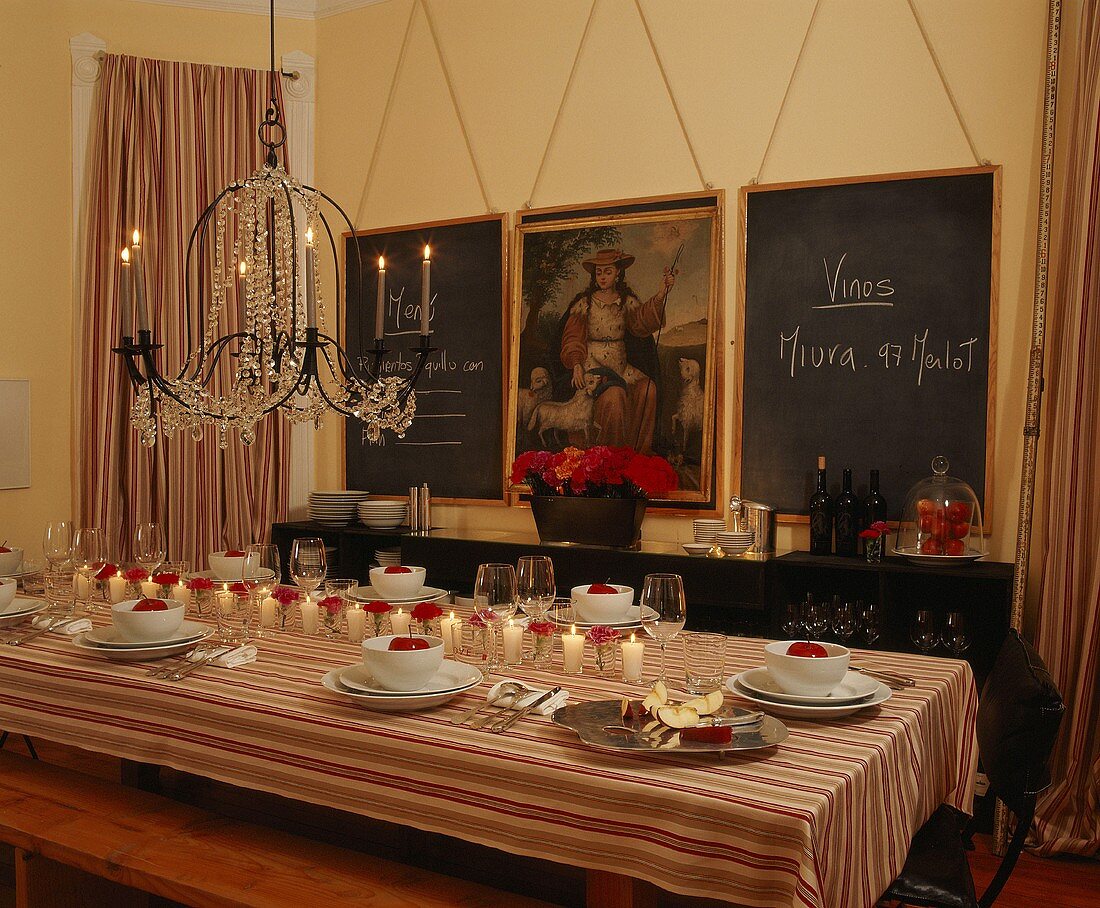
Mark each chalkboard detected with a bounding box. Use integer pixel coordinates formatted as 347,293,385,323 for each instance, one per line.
344,213,507,502
736,167,999,521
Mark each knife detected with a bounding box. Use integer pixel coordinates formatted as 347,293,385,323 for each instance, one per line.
490,686,562,733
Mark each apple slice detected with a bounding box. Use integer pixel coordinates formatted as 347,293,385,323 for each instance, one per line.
654,705,700,729
641,680,669,715
682,689,724,716
682,725,733,744
620,698,638,722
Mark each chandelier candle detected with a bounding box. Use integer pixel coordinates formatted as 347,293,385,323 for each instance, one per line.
375,257,386,341
237,261,247,309
421,245,431,335
119,248,132,337
131,229,150,333
305,228,317,328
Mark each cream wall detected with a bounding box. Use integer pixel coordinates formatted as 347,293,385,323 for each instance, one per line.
0,0,313,556
314,0,1048,562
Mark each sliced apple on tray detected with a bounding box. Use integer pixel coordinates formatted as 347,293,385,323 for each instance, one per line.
681,689,724,716
641,680,669,715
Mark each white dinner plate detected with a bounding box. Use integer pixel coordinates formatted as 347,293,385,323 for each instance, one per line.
352,586,449,605
321,666,481,711
338,660,483,696
726,675,892,719
188,568,277,584
0,599,47,623
893,546,984,566
71,627,215,661
83,619,211,650
735,666,879,705
0,565,42,579
547,603,658,630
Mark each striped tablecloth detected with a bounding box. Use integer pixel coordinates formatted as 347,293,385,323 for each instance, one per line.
0,605,976,908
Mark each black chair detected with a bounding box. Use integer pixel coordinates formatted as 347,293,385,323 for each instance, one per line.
0,730,38,759
884,629,1065,908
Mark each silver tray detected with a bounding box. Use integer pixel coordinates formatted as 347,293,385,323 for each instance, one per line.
552,700,788,753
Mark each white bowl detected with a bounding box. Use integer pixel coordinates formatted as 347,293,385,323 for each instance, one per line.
361,634,444,691
682,543,712,556
208,551,248,581
0,548,24,575
369,566,426,599
0,577,17,609
111,598,186,643
360,517,406,528
571,584,635,623
763,640,850,697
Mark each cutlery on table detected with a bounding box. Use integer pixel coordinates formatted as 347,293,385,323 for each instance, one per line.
469,687,527,730
851,665,916,687
146,644,215,677
490,686,562,734
163,643,243,681
6,618,81,646
451,681,528,726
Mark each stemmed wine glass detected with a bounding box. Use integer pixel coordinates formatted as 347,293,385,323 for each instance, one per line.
803,598,830,640
516,556,555,621
134,522,166,577
858,600,881,646
782,602,803,637
831,597,856,645
910,609,938,654
473,563,517,673
941,611,971,658
639,573,687,686
245,544,282,633
290,537,327,603
42,521,72,572
72,527,106,615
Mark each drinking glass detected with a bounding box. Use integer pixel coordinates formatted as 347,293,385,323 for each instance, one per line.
858,600,882,646
321,578,356,639
803,599,830,640
72,527,106,615
42,521,72,571
472,563,517,673
682,632,726,694
910,609,938,654
215,587,253,645
516,556,556,620
639,573,687,685
831,598,856,644
44,569,77,617
134,522,166,576
782,602,803,637
290,537,327,600
942,611,971,658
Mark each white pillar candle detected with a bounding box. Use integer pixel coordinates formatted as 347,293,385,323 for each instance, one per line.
375,256,386,340
141,580,159,600
73,573,91,599
503,618,523,665
305,228,317,328
300,599,319,635
131,229,149,333
218,587,234,616
440,610,458,655
108,572,127,604
390,607,411,636
260,593,278,628
420,245,431,335
621,632,645,682
346,606,366,643
120,247,132,337
172,581,191,608
562,624,584,674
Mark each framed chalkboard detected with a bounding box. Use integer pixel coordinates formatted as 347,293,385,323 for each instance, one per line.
735,166,999,522
344,213,508,503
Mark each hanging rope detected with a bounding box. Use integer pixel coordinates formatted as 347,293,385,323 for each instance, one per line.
906,0,986,165
754,0,821,184
633,0,709,190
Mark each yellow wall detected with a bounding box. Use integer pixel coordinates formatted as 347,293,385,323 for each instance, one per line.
0,0,313,558
315,0,1048,562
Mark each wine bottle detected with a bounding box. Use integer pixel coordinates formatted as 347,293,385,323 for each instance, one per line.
834,468,859,557
809,456,832,555
863,470,888,555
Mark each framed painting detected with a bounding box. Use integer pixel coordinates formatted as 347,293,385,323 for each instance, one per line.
510,192,724,508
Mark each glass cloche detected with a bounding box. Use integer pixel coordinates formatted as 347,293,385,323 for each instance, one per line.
895,456,987,564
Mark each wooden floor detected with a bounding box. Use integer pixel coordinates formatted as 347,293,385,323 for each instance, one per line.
1,735,1097,908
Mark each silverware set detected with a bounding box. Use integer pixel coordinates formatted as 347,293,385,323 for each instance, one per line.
146,640,249,681
851,665,916,689
5,617,82,646
451,681,562,733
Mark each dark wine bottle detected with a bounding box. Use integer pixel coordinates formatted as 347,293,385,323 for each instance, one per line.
863,470,888,554
809,456,833,555
834,468,859,557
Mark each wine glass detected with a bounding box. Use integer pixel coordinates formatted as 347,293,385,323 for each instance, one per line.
803,598,830,640
832,597,856,644
290,537,327,601
245,544,282,632
134,522,166,576
942,611,971,658
473,563,517,673
516,556,555,621
858,600,881,646
910,609,938,654
72,527,106,615
42,521,72,571
639,573,687,686
782,602,803,637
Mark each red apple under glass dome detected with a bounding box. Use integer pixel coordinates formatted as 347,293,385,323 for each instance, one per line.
894,456,987,565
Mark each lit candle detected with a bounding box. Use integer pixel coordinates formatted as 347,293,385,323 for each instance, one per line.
260,589,277,628
131,229,149,333
304,227,317,328
503,618,523,665
440,610,458,655
218,583,233,615
621,632,645,682
73,572,91,600
375,255,386,341
346,605,366,643
420,244,431,335
172,581,191,608
108,571,127,604
141,580,159,600
562,624,584,674
237,261,247,306
120,247,132,337
390,607,411,636
300,597,319,634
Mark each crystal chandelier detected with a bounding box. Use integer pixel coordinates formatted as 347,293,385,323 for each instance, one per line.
113,1,432,449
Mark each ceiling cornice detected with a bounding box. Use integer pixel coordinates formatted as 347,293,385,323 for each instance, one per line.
131,0,388,21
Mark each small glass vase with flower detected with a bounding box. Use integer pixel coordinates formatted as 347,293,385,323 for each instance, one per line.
362,599,392,637
270,585,300,630
527,620,556,667
94,562,118,602
122,567,148,600
412,601,443,637
318,595,345,638
860,521,890,564
586,625,622,678
187,576,215,615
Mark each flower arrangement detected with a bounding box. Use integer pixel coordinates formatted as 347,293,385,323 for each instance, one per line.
528,619,556,665
859,521,890,564
185,575,214,614
411,601,443,636
510,446,678,499
152,571,180,598
362,599,391,637
95,563,118,581
586,625,622,677
318,595,345,635
122,567,148,583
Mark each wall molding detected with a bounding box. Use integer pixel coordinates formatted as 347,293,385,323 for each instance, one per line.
131,0,387,20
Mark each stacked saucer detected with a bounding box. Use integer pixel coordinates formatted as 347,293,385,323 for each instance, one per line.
308,490,370,526
358,499,407,528
717,530,754,555
692,518,726,545
374,548,401,568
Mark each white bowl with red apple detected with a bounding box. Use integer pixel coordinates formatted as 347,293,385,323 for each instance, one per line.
571,583,635,623
111,597,186,643
764,640,850,697
369,565,426,599
0,544,24,576
208,549,250,581
361,634,444,691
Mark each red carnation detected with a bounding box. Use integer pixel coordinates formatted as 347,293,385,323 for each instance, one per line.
152,572,179,585
271,586,299,605
585,625,622,646
362,599,391,614
187,576,214,591
528,620,556,637
411,601,443,621
122,567,149,582
318,595,344,615
95,563,119,580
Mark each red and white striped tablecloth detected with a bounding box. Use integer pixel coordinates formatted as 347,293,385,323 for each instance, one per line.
0,610,976,908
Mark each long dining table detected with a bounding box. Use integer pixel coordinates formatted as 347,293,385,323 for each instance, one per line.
0,596,977,908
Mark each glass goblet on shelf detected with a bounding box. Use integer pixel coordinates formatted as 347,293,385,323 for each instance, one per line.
911,609,938,654
639,573,687,686
831,597,857,645
941,611,971,658
517,555,555,621
858,600,882,646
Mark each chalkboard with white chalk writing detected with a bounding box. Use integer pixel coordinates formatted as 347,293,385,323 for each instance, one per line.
736,167,999,521
344,214,507,502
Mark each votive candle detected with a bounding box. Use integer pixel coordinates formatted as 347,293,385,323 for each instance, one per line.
503,618,523,665
140,580,159,600
300,598,319,635
621,632,645,682
346,605,366,643
108,572,127,604
73,573,91,600
562,624,584,674
172,581,191,608
390,607,411,636
218,584,234,616
440,610,458,655
260,591,278,628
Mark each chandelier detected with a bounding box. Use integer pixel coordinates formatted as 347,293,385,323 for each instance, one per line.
113,0,432,449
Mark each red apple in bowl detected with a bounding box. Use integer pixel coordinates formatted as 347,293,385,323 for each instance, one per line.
388,636,430,651
786,641,829,658
361,634,443,691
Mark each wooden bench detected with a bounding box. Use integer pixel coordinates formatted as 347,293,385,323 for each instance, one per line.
0,751,554,907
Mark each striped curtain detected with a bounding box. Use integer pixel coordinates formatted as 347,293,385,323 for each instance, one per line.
1031,3,1100,858
76,54,290,569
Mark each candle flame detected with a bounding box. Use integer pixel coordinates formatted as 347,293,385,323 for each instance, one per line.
397,607,403,614
132,228,141,246
449,610,455,619
120,247,130,263
630,632,636,643
570,624,576,635
305,227,314,245
222,583,228,591
378,256,385,270
508,618,514,627
423,244,431,260
238,261,247,276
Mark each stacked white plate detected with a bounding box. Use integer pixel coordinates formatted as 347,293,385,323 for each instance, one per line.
0,597,47,625
71,621,216,662
322,659,482,711
374,548,401,568
358,500,407,529
717,530,754,555
692,518,726,544
352,585,449,606
727,667,892,719
308,490,370,526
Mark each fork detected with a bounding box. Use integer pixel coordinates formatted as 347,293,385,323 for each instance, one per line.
469,687,526,729
7,618,81,646
146,644,215,677
451,681,528,726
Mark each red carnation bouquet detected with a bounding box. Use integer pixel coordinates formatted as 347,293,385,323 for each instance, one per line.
411,601,443,635
362,599,391,637
510,446,678,499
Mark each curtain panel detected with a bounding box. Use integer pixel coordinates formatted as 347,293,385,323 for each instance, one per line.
1032,2,1100,858
76,54,290,568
